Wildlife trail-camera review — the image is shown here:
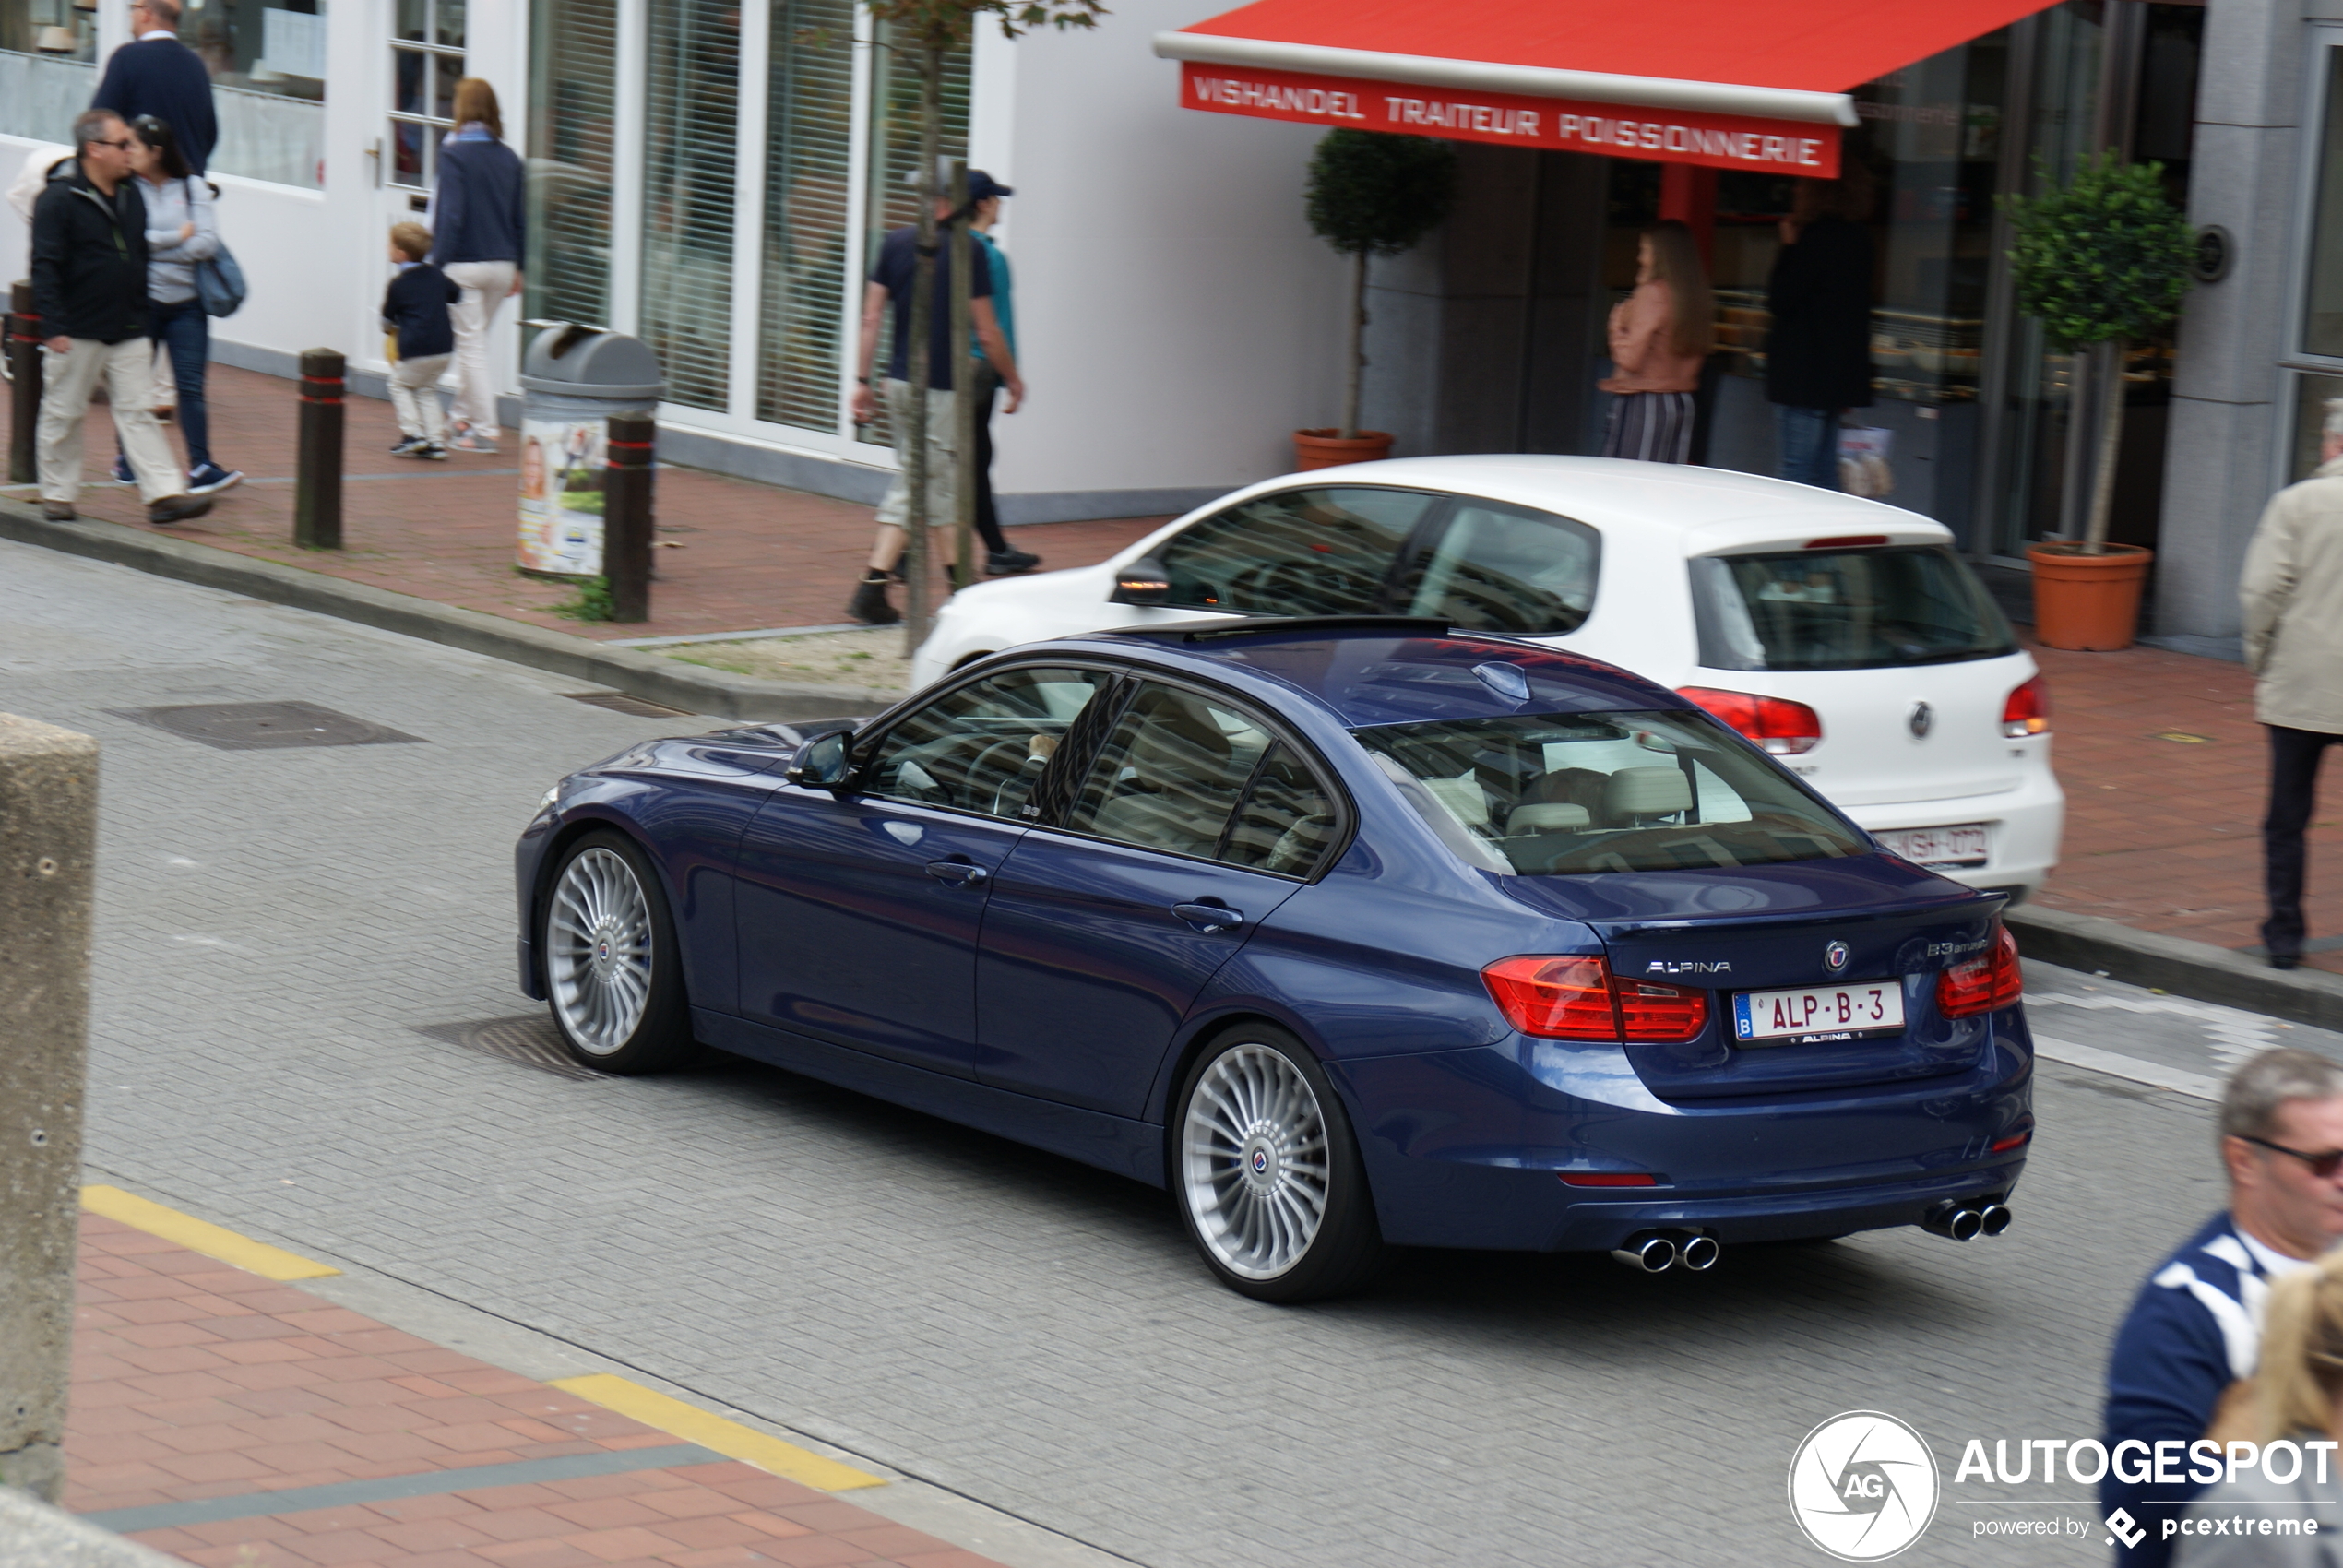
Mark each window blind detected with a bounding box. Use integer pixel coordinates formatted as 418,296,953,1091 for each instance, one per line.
755,0,855,432
640,0,741,411
525,0,616,332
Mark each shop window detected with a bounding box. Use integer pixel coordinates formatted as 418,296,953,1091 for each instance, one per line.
756,0,855,434
526,0,615,333
2289,373,2343,482
2305,49,2343,359
0,0,96,145
191,0,327,187
639,0,741,411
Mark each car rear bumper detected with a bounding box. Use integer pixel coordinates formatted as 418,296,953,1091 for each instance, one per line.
1332,1023,2033,1253
1841,772,2064,899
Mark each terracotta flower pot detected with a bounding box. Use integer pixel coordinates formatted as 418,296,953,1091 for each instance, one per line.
1293,428,1393,471
2026,540,2154,651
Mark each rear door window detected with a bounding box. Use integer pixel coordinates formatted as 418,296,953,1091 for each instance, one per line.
1691,546,2016,671
1399,501,1601,635
1157,487,1440,617
1064,683,1271,860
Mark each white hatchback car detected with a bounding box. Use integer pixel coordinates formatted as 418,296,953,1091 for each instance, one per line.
913,456,2063,899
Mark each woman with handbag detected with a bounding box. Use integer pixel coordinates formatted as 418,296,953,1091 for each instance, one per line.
112,114,240,496
428,78,525,455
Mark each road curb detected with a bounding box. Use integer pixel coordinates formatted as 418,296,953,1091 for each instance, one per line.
2008,905,2343,1032
0,498,898,721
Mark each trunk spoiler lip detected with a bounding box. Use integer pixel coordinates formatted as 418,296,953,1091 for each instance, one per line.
1588,888,2005,943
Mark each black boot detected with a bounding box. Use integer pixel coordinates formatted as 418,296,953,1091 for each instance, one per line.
847,571,899,625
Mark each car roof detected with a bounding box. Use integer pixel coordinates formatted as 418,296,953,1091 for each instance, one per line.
1060,618,1688,729
1218,455,1947,551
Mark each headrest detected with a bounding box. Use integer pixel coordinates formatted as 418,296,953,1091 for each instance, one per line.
1508,802,1592,833
1604,766,1693,820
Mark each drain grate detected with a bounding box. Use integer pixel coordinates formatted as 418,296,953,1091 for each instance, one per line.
563,691,697,719
109,701,426,751
414,1015,608,1081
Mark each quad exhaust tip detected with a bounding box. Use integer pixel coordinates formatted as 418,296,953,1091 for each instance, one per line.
1611,1229,1718,1273
1924,1199,2014,1242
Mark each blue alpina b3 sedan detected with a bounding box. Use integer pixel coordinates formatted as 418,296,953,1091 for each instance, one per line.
516,617,2032,1301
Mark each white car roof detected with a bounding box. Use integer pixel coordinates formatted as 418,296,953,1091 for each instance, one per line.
1234,455,1949,553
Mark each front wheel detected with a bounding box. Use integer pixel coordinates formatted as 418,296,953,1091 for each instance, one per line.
1174,1025,1386,1302
540,829,696,1074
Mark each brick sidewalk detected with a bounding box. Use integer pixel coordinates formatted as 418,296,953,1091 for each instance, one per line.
5,363,1161,643
68,1212,998,1568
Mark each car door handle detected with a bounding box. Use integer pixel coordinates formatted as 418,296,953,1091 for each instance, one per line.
925,858,990,887
1173,902,1244,933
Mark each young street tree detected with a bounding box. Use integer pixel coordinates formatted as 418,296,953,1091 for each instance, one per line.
2001,152,2192,554
866,0,1104,650
1303,130,1457,441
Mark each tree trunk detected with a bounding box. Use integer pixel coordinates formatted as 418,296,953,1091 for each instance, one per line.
949,158,976,593
1338,250,1365,441
901,45,942,656
2082,336,2126,555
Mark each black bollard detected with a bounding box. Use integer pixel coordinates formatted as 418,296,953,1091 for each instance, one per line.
7,281,41,487
293,349,344,550
603,413,655,623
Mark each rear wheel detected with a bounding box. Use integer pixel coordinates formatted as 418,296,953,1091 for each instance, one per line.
540,829,696,1073
1174,1025,1386,1302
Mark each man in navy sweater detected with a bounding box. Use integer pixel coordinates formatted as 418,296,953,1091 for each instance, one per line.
2102,1048,2343,1566
91,0,216,174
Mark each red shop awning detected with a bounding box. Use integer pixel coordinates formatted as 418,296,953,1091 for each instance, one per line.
1154,0,2059,178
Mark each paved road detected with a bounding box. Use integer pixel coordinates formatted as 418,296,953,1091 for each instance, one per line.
10,535,2337,1568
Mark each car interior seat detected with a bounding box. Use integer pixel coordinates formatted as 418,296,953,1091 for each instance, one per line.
1602,766,1694,827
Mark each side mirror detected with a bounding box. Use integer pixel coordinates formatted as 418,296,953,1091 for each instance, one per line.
1109,557,1172,606
784,731,851,789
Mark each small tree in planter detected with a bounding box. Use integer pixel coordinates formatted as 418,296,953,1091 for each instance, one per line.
2000,152,2193,554
1302,130,1457,463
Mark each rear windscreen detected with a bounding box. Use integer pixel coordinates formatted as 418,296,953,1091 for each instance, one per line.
1691,547,2016,671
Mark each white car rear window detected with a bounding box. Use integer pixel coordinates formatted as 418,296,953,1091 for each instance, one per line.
1690,546,2015,671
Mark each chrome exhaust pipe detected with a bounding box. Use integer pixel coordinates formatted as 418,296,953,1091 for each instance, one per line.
1978,1203,2013,1238
1612,1232,1677,1273
1922,1202,1984,1242
1675,1232,1721,1272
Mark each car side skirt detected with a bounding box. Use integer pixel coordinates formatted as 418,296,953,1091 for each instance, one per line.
694,1010,1168,1187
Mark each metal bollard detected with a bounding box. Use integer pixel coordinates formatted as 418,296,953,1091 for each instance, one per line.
7,280,42,487
293,348,344,550
603,413,655,623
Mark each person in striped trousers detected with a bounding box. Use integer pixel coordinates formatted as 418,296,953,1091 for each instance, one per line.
1599,219,1712,465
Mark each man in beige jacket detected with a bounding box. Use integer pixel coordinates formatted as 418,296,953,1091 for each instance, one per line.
2240,399,2343,969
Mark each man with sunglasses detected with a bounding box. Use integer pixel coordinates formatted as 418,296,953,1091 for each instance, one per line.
2101,1049,2343,1566
28,107,207,525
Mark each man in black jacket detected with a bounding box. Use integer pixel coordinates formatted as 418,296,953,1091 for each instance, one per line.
1766,168,1875,491
91,0,217,173
31,108,208,524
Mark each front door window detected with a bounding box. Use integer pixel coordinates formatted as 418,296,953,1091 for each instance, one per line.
391,0,464,189
1156,487,1439,618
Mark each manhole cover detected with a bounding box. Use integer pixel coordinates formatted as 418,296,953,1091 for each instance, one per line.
414,1015,607,1081
109,702,425,751
563,691,696,719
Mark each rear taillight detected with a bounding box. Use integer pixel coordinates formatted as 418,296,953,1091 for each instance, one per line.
1677,687,1824,755
2002,675,2051,739
1936,927,2023,1018
1482,956,1710,1042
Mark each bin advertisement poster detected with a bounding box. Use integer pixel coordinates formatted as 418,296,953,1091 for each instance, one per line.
517,417,607,576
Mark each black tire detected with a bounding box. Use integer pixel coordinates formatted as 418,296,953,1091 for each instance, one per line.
539,828,698,1074
1172,1023,1386,1302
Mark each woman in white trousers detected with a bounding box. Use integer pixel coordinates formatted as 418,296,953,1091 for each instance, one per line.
427,77,525,453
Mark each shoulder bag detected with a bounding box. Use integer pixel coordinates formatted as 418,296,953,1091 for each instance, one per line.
187,178,245,318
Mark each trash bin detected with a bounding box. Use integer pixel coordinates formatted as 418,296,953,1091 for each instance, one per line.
515,325,662,577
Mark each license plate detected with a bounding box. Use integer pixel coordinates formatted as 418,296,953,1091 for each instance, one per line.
1876,823,1990,869
1732,981,1906,1046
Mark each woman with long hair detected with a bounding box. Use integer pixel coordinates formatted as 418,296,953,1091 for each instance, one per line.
2174,1251,2343,1566
115,114,240,496
1599,218,1713,465
429,77,526,453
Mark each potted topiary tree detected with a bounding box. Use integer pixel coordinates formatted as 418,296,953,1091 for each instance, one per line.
2000,151,2193,650
1297,129,1457,471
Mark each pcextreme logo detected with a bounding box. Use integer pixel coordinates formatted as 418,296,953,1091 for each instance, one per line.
1789,1411,1941,1562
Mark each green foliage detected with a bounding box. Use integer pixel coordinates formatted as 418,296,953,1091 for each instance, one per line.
1304,130,1458,258
1999,152,2192,350
555,576,616,623
861,0,1104,52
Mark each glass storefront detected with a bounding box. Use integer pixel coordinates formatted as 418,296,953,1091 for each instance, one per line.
2286,30,2343,482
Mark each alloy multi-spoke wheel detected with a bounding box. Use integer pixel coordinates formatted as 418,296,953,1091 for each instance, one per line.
1174,1028,1385,1301
540,831,695,1073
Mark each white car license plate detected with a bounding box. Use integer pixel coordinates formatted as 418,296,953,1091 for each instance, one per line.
1732,982,1906,1046
1876,823,1990,869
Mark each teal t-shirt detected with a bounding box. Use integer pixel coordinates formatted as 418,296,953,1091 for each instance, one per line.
971,231,1015,364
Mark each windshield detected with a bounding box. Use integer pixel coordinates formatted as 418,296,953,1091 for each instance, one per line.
1353,710,1867,876
1690,546,2015,671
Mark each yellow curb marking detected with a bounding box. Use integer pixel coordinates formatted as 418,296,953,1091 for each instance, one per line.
79,1185,341,1281
550,1373,885,1491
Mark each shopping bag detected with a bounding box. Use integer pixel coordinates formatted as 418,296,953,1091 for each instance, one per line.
1838,425,1894,498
